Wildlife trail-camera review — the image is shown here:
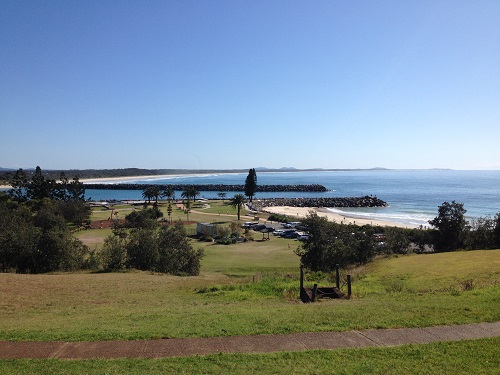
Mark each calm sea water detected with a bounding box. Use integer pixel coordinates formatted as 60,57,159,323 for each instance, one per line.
84,170,500,228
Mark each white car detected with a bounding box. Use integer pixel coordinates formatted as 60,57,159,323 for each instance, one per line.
296,232,310,241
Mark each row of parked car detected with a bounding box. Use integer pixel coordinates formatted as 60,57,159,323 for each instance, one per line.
242,222,310,241
272,229,309,240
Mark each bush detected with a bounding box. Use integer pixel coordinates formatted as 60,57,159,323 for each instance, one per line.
267,213,294,223
0,199,88,273
297,212,377,272
102,222,204,275
100,235,127,271
125,208,162,229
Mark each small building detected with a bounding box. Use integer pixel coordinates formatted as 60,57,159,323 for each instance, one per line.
197,223,217,237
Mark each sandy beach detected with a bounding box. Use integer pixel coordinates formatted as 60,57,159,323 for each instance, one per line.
262,205,417,228
1,174,171,190
80,174,180,184
0,174,195,189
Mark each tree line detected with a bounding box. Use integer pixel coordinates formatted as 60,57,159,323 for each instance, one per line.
0,166,91,273
0,167,203,275
296,201,500,273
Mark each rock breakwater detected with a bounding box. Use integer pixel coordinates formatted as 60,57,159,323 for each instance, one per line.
84,183,329,193
252,196,387,209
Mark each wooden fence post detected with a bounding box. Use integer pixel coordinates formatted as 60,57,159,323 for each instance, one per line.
312,283,318,302
335,264,340,289
347,274,352,299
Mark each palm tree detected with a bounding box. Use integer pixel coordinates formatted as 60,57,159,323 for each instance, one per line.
190,186,200,202
217,192,226,203
142,186,161,205
162,186,175,202
230,194,246,221
150,186,162,204
142,187,154,204
181,188,192,208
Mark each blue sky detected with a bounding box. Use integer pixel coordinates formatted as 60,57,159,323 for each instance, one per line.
1,1,499,170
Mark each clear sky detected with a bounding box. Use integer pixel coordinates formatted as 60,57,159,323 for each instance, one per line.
1,1,499,170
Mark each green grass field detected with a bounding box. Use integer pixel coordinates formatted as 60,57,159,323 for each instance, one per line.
2,203,499,373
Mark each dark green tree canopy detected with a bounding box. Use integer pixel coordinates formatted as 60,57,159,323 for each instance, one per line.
296,212,376,271
101,222,204,275
428,201,467,252
10,166,85,202
244,168,257,202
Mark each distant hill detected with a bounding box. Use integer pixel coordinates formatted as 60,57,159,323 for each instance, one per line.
0,166,396,183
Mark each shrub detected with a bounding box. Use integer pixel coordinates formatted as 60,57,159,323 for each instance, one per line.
100,235,127,271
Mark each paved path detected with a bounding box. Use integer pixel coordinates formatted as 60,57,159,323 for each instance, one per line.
1,322,498,359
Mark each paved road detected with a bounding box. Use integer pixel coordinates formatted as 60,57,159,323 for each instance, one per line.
1,322,498,359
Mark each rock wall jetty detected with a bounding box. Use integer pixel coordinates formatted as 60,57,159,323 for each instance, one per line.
84,183,329,193
252,196,387,209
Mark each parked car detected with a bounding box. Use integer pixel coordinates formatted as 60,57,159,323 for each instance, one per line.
242,222,259,228
282,221,301,228
253,224,267,231
296,232,310,241
281,229,298,238
273,229,285,236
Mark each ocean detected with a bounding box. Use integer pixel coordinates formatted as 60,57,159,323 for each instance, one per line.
83,170,500,228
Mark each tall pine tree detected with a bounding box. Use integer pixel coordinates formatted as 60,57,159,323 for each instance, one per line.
244,168,257,202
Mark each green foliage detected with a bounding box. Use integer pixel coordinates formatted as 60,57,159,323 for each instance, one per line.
162,186,176,202
125,208,162,229
230,194,246,221
102,222,204,275
142,186,162,204
126,229,159,270
9,166,86,203
267,213,294,223
495,212,500,247
463,215,497,250
156,222,204,275
297,212,377,272
181,186,200,203
9,168,28,202
429,201,467,251
100,235,128,271
244,168,257,202
0,199,88,273
384,227,411,254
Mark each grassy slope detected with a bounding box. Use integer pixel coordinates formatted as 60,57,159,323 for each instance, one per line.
1,245,498,341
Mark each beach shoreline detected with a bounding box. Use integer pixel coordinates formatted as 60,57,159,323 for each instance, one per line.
0,173,217,189
261,205,417,228
80,174,184,184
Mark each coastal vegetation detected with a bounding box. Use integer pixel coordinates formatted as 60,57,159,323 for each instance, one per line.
0,167,204,275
